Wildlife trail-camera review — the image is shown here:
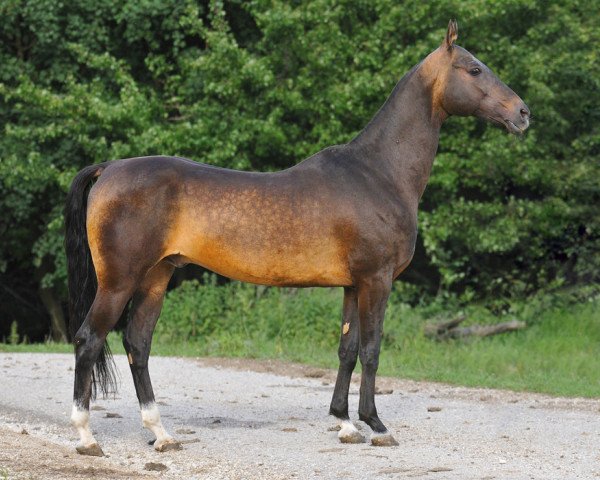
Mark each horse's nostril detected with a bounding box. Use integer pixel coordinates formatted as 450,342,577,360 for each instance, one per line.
520,108,529,117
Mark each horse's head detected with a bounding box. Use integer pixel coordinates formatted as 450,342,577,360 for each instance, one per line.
425,20,530,134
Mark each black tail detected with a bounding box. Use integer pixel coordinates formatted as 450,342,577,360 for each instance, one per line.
65,163,121,399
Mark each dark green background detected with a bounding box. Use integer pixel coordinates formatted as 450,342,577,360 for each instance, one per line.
0,0,598,341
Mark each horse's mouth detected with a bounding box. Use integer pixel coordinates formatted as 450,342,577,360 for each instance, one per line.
504,119,526,135
485,116,526,135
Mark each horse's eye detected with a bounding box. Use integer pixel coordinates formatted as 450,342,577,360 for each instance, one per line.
470,68,482,76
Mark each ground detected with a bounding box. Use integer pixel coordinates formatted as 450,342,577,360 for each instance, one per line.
0,353,598,479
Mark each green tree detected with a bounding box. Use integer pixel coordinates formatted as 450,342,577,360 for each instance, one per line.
0,0,597,339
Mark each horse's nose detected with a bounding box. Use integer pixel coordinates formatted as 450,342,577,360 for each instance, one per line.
518,103,531,131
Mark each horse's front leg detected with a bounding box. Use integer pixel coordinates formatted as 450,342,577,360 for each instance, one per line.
356,273,398,446
329,287,364,443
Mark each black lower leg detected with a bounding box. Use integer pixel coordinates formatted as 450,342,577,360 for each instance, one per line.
123,262,173,407
73,327,106,409
358,360,386,433
356,276,391,435
329,287,359,420
123,320,158,407
125,348,156,406
73,289,131,408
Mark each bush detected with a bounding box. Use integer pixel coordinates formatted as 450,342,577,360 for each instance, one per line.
156,276,343,353
0,0,597,337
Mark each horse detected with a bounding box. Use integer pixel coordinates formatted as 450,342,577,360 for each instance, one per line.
65,20,529,455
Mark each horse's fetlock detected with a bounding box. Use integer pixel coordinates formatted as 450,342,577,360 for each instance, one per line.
359,409,386,433
329,401,348,419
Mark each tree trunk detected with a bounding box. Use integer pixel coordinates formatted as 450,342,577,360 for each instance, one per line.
425,315,526,341
38,287,68,342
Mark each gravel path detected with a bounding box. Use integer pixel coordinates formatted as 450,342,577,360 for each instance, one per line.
0,353,598,479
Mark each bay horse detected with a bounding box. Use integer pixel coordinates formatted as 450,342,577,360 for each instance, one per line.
65,21,529,455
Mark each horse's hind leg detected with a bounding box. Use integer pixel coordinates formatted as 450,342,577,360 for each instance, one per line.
329,287,365,443
72,285,134,456
122,261,181,452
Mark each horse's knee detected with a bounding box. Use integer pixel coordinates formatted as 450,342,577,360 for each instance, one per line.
338,345,358,369
123,329,151,367
338,332,359,363
359,348,379,372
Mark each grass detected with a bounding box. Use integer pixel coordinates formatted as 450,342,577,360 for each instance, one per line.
0,342,73,354
1,282,598,398
379,300,600,396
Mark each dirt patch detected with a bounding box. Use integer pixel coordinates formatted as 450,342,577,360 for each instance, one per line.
1,353,599,480
0,428,151,479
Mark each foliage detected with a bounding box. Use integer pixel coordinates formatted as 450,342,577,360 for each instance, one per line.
156,275,342,353
0,0,598,338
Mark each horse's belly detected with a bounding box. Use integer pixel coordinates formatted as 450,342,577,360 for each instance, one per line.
166,216,352,287
189,249,350,287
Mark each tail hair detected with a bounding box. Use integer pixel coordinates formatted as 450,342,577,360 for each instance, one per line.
64,163,120,399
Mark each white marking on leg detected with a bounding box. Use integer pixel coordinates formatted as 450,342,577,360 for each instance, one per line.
71,405,96,447
141,403,175,450
338,420,365,443
338,420,359,438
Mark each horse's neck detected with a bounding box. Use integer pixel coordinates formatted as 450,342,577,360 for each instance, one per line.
351,65,443,205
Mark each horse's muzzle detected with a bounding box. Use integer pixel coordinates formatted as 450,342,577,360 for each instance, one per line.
505,103,530,134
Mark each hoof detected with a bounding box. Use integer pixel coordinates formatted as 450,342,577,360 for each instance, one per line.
339,430,366,444
155,439,182,452
76,443,104,456
371,432,399,447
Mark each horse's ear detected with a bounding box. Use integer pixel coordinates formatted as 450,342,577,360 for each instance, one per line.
444,19,458,50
